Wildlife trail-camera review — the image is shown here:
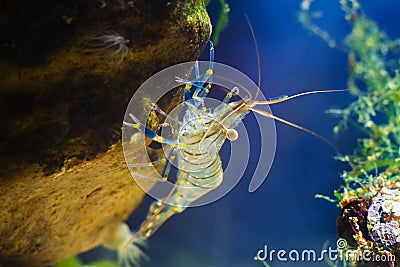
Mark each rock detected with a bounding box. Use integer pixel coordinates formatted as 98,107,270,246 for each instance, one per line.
0,0,211,265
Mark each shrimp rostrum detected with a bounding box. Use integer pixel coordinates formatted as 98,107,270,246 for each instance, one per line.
119,41,346,266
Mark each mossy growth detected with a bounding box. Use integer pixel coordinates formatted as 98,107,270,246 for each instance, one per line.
56,256,120,267
300,1,400,265
300,0,400,203
258,1,400,266
204,0,230,45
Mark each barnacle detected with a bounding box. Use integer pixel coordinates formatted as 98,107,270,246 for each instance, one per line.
335,184,400,266
87,30,130,64
367,188,400,248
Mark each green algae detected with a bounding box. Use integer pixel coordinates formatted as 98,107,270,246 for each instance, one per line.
211,0,230,45
299,0,400,265
56,256,120,267
204,0,230,45
300,0,400,202
255,1,400,266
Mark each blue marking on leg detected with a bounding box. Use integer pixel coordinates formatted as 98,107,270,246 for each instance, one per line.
208,41,214,72
181,41,215,100
160,147,178,181
184,88,193,101
193,41,214,98
144,127,156,140
124,113,177,145
194,61,200,79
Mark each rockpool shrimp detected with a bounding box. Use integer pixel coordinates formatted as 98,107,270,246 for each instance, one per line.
118,23,347,266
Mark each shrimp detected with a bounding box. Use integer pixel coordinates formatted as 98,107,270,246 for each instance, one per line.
117,36,347,265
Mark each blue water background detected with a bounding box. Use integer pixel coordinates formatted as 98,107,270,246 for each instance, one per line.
124,1,400,267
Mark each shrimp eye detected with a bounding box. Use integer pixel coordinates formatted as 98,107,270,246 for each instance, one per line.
225,128,238,141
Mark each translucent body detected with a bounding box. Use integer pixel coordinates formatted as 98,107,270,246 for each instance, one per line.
120,41,344,266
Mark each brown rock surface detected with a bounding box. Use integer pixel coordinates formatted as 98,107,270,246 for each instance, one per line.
0,0,211,266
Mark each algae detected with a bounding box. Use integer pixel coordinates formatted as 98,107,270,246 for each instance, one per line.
257,0,400,266
300,0,400,266
299,0,400,211
205,0,230,45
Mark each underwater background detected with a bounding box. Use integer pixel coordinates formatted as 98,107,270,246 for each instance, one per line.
139,1,399,267
76,1,400,267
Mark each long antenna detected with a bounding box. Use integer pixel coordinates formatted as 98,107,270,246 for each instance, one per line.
249,106,338,151
244,14,262,100
252,89,349,106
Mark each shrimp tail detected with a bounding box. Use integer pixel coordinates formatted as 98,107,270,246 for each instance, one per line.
102,222,148,267
118,236,148,267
